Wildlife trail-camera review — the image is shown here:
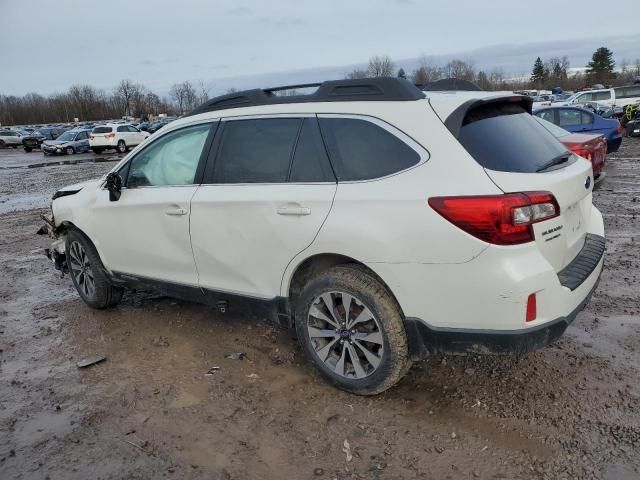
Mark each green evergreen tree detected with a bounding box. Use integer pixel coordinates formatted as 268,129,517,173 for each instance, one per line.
530,57,546,87
586,47,616,85
397,68,407,79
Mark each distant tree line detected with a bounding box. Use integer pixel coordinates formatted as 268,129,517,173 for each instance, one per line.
0,79,211,127
348,47,640,92
3,46,639,127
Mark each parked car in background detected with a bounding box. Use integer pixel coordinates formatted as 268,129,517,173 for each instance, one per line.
89,124,150,154
534,106,622,153
45,78,605,394
563,85,640,109
534,116,607,181
0,130,24,148
22,127,68,151
137,121,150,132
42,129,91,156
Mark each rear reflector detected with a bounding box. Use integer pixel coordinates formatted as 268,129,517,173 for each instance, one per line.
526,293,537,322
428,192,560,245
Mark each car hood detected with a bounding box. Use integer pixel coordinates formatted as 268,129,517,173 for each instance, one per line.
58,178,102,193
44,140,69,146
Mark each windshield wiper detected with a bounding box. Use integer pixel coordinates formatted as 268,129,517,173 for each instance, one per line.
536,152,571,172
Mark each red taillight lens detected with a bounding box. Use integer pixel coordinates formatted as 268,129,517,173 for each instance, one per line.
616,122,622,134
106,133,115,139
526,293,537,322
428,192,560,245
89,135,94,140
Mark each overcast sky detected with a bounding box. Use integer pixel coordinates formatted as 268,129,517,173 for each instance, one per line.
1,0,639,96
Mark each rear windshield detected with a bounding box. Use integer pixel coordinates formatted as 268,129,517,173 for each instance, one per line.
93,126,112,134
458,103,570,173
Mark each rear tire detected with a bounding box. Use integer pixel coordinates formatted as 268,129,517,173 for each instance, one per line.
116,140,126,154
294,265,411,395
0,140,5,148
65,229,123,309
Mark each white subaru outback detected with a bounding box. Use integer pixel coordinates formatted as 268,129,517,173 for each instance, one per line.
43,78,605,395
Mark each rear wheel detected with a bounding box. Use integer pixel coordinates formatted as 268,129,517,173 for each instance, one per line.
65,229,123,309
116,140,126,154
294,265,411,395
0,140,5,148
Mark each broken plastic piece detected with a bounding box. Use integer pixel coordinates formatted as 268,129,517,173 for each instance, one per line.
76,355,106,368
205,366,220,376
225,352,246,360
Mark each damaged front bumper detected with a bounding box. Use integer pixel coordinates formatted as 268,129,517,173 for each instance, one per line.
40,212,68,274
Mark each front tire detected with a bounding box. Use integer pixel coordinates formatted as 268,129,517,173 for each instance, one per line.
65,146,75,155
0,140,5,148
294,265,411,395
65,229,123,309
24,146,32,152
116,140,126,154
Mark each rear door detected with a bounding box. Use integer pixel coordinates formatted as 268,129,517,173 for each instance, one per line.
453,100,594,271
189,116,337,298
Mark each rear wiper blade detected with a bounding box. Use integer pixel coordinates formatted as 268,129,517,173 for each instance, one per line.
536,152,571,172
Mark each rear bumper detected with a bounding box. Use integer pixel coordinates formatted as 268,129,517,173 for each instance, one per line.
405,271,600,357
404,235,605,359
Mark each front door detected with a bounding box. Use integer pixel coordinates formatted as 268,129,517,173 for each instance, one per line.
190,116,337,298
91,122,215,286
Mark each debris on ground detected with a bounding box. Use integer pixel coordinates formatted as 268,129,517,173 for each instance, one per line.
151,336,169,347
342,439,353,462
225,352,246,360
76,355,106,368
205,366,220,376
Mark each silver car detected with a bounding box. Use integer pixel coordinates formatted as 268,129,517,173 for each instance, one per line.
42,129,91,155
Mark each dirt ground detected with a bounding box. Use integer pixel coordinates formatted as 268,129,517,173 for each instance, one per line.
1,140,639,480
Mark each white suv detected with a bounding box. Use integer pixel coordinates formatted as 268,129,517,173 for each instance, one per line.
44,79,605,395
0,129,24,148
89,123,149,154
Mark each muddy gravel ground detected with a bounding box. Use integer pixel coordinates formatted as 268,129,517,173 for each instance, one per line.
1,141,639,480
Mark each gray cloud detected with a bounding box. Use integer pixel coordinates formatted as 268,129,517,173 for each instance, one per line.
0,0,638,96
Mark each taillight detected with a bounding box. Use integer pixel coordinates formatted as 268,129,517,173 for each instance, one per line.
89,135,94,140
106,133,115,139
428,192,560,245
616,122,622,134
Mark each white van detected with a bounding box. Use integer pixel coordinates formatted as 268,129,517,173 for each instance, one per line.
565,85,640,109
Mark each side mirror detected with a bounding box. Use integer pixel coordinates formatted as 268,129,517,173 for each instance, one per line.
105,172,122,202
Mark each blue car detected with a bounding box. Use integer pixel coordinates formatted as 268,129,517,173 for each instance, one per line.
533,106,622,153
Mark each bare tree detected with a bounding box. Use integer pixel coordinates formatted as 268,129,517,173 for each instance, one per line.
411,56,442,85
367,56,395,77
444,59,476,81
170,81,198,114
197,81,211,105
345,69,369,79
114,80,140,117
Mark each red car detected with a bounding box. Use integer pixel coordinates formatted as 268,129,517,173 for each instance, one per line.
535,116,606,179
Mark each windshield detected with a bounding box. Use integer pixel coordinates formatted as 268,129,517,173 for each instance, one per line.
458,102,571,173
57,131,75,141
534,116,570,139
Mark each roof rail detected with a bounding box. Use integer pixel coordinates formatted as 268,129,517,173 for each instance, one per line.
186,77,425,116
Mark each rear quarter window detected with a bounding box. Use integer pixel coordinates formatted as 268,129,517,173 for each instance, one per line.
93,127,113,134
458,102,569,173
318,117,420,181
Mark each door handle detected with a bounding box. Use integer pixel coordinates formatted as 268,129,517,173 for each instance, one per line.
277,205,311,216
165,207,188,216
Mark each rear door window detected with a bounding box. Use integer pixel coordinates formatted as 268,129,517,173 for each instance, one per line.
536,109,555,123
213,118,301,183
558,109,583,127
318,117,420,181
458,102,569,173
